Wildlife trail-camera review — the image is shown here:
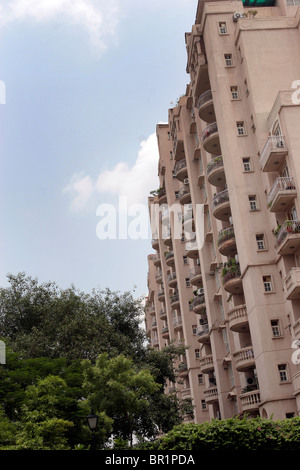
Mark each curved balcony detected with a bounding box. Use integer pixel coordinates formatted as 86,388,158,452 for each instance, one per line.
173,316,183,331
259,135,287,172
159,308,167,320
212,189,231,221
155,271,163,284
163,233,172,247
267,176,296,212
204,387,219,404
192,294,206,314
151,319,157,330
168,272,177,288
206,155,225,187
197,324,210,344
151,238,159,250
162,326,169,339
202,122,221,155
158,289,165,301
165,250,175,266
190,266,202,286
153,254,161,267
197,90,216,123
275,220,300,255
228,304,249,332
200,354,214,374
240,389,261,413
174,158,188,182
178,185,191,205
178,362,188,377
158,188,167,204
222,270,243,294
170,293,180,309
185,239,199,259
217,226,237,256
283,267,300,300
233,346,255,372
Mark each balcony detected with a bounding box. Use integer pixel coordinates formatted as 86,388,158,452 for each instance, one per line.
158,289,165,301
228,304,249,332
159,308,167,320
190,266,202,286
275,220,300,255
212,189,231,221
185,239,199,259
222,260,243,294
163,233,173,247
173,316,183,331
173,131,185,161
155,271,163,284
153,254,161,266
165,250,175,266
200,354,214,374
178,185,191,205
168,272,177,288
174,158,188,182
204,387,219,404
151,319,157,330
151,238,159,250
170,293,180,308
267,176,296,213
292,318,300,339
162,326,169,339
192,294,206,314
206,155,226,187
259,135,288,172
178,362,188,377
233,346,255,372
217,226,237,257
158,188,167,204
202,122,221,155
283,268,300,300
197,324,210,344
240,390,261,413
196,90,216,123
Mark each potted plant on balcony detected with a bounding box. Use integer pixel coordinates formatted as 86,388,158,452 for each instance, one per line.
273,224,281,236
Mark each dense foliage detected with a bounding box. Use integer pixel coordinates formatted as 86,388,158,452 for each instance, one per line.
139,416,300,451
0,273,190,449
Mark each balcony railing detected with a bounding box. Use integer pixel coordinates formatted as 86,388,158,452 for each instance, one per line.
165,251,174,260
170,293,180,305
233,346,255,371
240,390,261,412
259,135,287,171
202,121,218,144
228,304,248,332
168,272,177,285
275,219,300,252
267,176,296,210
206,155,223,176
173,316,183,328
174,158,187,175
190,266,201,280
217,226,235,247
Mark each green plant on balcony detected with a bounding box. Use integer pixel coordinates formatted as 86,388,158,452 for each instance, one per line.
273,224,281,236
221,258,240,283
150,187,164,196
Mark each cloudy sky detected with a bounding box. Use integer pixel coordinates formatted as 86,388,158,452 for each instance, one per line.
0,0,197,298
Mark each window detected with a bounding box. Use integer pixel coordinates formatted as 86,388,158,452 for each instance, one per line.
183,256,188,265
201,399,207,410
192,325,197,335
278,364,288,382
219,22,228,34
170,151,173,160
271,319,281,337
237,121,246,135
195,349,200,359
224,53,233,67
256,234,265,250
230,86,239,100
243,157,251,172
198,374,204,385
249,195,258,211
175,191,179,199
185,278,191,287
263,275,273,293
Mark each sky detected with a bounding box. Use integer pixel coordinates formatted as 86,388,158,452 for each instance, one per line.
0,0,197,299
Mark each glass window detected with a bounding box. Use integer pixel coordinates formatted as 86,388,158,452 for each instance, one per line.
271,320,281,337
243,157,251,171
256,234,265,250
219,22,228,34
224,54,233,66
263,275,273,292
237,121,246,135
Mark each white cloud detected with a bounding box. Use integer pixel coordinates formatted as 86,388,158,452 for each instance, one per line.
64,132,160,212
0,0,120,51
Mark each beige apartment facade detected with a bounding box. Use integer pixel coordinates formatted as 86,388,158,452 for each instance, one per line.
145,0,300,423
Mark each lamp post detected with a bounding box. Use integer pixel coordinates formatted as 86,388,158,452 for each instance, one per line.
87,410,99,450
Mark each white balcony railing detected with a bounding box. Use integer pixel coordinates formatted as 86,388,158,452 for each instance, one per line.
260,135,286,169
267,176,296,208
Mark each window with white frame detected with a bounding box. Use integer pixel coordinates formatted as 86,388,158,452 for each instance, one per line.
195,348,200,359
237,121,246,135
249,195,258,211
278,364,288,382
230,86,239,100
256,234,265,250
271,319,281,337
185,278,191,287
201,399,207,410
198,374,204,385
219,22,228,34
243,157,251,172
224,53,233,66
263,275,273,293
192,324,197,335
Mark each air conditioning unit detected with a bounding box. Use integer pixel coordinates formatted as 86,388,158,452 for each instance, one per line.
199,318,207,325
198,288,205,295
184,178,189,185
233,12,241,21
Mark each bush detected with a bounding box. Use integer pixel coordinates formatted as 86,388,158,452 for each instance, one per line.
141,416,300,451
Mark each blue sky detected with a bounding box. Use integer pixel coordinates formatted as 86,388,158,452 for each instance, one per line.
0,0,197,298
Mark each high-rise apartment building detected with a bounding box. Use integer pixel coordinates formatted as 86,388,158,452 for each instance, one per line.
145,0,300,422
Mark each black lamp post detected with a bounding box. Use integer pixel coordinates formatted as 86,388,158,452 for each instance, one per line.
87,410,99,450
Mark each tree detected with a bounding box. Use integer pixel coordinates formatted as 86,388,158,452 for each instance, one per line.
0,273,146,362
82,353,160,447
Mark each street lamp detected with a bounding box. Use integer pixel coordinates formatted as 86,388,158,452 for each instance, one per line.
87,410,99,450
